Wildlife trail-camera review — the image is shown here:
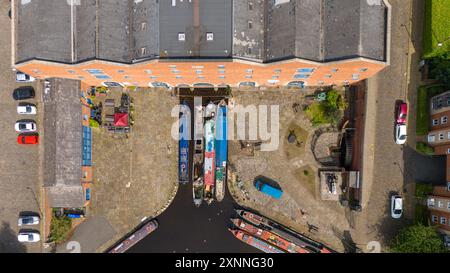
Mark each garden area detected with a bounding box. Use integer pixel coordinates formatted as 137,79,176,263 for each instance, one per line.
423,0,450,58
416,85,446,135
305,89,347,127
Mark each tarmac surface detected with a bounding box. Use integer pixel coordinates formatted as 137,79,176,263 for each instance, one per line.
127,184,257,253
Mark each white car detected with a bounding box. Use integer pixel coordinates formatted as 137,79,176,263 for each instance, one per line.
15,121,37,133
17,105,37,115
16,72,35,83
395,124,407,145
391,195,403,219
18,215,40,226
17,232,40,243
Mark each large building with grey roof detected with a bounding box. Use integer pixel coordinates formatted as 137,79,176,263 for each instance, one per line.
13,0,390,88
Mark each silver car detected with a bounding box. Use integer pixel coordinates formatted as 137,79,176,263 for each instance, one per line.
391,195,403,219
15,121,37,133
18,215,40,226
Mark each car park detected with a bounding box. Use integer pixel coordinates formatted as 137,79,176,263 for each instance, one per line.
12,86,35,100
16,71,35,83
395,123,407,145
396,102,408,124
17,231,40,243
17,104,37,115
391,195,403,219
18,215,40,226
17,134,39,145
15,121,37,133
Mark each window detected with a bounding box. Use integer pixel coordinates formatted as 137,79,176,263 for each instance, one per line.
245,75,253,79
324,74,332,78
118,70,125,74
246,69,253,74
448,182,450,191
433,119,439,126
248,20,253,29
441,217,447,225
67,70,76,74
219,75,226,79
447,148,450,154
218,65,225,69
331,68,339,73
447,202,450,210
218,69,226,74
428,134,436,142
428,198,435,207
95,75,110,79
195,70,203,74
140,47,147,56
442,116,448,124
439,133,444,140
294,74,310,79
169,65,177,68
432,215,438,223
176,75,183,79
144,70,152,74
171,69,180,74
352,74,360,80
274,69,282,74
141,22,147,31
272,75,279,79
438,200,444,208
297,68,315,73
317,80,324,85
448,132,450,139
360,68,368,72
86,69,103,74
247,47,252,55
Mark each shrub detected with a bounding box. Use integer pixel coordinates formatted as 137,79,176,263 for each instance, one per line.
416,142,435,155
305,90,346,126
390,224,447,253
49,210,72,244
89,118,100,128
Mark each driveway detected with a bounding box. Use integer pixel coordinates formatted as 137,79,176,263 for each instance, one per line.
0,1,42,253
351,0,427,251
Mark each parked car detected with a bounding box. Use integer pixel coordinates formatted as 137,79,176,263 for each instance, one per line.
391,195,403,219
16,71,35,83
15,121,37,133
17,134,39,145
12,86,35,100
18,215,40,226
395,123,407,145
396,102,408,124
17,104,37,115
17,231,40,243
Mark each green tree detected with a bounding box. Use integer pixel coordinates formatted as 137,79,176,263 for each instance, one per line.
390,224,447,253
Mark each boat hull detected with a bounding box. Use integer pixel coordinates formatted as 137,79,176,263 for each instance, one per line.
178,102,190,184
215,103,227,202
204,103,216,204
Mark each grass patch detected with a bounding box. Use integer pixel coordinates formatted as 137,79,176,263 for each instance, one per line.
415,204,430,226
415,183,433,199
416,142,435,156
423,0,450,58
416,85,446,135
305,90,347,127
49,209,72,244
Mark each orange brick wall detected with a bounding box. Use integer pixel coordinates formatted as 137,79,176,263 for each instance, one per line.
16,59,385,88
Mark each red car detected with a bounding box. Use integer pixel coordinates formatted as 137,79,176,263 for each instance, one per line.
17,134,39,145
396,102,408,124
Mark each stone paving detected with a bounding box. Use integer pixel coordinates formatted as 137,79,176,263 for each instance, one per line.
88,87,179,252
228,88,350,252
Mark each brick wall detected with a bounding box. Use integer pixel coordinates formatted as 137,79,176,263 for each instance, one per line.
16,59,385,88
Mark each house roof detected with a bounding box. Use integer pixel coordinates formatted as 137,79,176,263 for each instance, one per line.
15,0,387,64
43,78,84,208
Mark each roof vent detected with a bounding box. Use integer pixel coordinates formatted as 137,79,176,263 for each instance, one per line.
206,33,214,41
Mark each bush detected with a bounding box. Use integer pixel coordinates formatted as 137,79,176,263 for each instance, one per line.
390,224,447,253
305,90,346,126
416,142,435,155
49,210,72,244
415,183,433,198
415,204,430,226
89,118,100,128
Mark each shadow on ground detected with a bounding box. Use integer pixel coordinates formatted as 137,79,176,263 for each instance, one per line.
0,222,26,253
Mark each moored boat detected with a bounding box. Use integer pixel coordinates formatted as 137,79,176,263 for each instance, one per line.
235,209,333,253
203,102,217,204
109,219,158,253
214,100,228,202
192,97,204,207
178,101,191,184
230,218,310,253
228,229,285,253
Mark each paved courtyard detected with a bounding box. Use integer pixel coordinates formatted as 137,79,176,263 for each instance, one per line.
87,88,179,252
228,88,351,252
0,1,41,253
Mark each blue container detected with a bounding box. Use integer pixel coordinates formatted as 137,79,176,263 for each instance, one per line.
255,180,283,199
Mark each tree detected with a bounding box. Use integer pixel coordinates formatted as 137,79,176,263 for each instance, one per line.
49,210,72,244
390,224,447,253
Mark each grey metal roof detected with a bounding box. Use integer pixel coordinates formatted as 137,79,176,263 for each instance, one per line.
15,0,387,64
159,0,232,58
43,78,84,208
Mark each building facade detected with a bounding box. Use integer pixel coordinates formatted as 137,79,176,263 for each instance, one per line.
12,0,390,88
427,184,450,233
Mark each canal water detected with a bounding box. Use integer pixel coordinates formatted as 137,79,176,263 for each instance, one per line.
127,184,258,253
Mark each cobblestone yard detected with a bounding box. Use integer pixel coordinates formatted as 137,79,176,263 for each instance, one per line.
228,88,350,252
90,88,179,252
